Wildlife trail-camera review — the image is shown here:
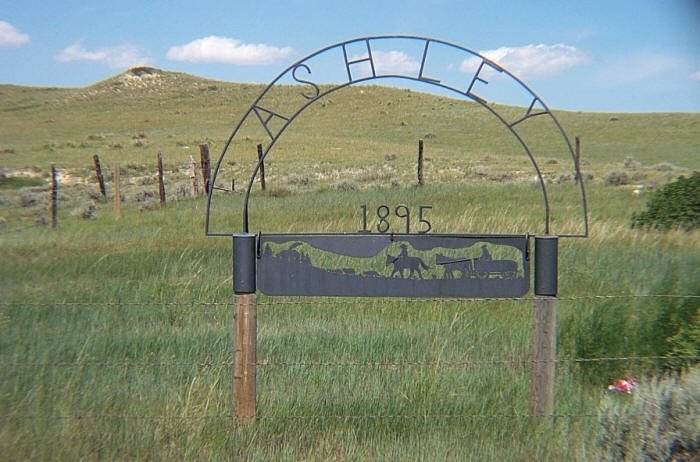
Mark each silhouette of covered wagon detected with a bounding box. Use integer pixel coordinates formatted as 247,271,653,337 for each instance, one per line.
436,254,518,279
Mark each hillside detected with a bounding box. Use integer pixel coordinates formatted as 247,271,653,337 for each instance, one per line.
1,66,698,232
1,66,698,176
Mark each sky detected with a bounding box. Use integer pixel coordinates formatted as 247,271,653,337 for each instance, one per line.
0,0,698,112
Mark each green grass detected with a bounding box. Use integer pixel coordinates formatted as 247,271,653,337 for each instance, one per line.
1,68,698,459
2,188,698,459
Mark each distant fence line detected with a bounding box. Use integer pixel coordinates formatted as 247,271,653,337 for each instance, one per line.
20,139,451,229
34,145,215,228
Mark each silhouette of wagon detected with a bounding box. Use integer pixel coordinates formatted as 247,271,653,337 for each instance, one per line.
436,254,518,280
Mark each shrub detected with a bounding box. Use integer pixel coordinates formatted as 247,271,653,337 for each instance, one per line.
597,368,699,461
266,185,291,197
559,262,698,384
652,162,677,172
622,156,641,169
631,172,699,231
332,179,358,192
646,266,700,372
603,170,630,186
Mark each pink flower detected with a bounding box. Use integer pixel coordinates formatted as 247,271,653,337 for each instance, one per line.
608,378,637,394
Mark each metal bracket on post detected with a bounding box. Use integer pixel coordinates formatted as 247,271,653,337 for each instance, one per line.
534,235,558,297
234,234,257,294
531,235,558,417
232,234,257,420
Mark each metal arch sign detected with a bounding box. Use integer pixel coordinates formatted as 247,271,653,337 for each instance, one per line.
208,35,586,298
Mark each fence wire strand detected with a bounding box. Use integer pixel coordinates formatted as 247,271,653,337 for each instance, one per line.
0,293,697,309
2,293,696,424
0,413,598,421
3,355,697,369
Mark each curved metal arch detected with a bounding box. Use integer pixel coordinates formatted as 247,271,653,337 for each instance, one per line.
206,35,588,237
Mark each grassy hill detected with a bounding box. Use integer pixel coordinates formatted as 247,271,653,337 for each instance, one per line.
1,66,698,175
2,66,698,232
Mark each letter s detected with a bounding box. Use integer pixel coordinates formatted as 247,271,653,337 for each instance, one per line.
292,64,320,100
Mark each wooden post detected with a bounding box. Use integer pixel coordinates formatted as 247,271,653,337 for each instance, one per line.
93,154,107,200
233,234,257,419
189,155,200,196
530,296,557,416
234,292,257,419
50,164,58,229
200,144,211,195
530,236,558,417
114,164,121,219
574,136,581,184
257,144,266,191
417,139,424,186
157,151,166,208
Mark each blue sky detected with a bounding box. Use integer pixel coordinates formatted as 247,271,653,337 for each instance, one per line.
0,0,698,112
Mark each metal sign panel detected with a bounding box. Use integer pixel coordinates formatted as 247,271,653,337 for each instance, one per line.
258,234,529,297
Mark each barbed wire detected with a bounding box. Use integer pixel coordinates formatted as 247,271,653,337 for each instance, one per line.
260,294,700,303
0,413,597,421
0,293,697,309
3,355,696,369
0,301,232,308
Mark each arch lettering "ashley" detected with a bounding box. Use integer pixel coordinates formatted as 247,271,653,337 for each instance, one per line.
206,35,588,238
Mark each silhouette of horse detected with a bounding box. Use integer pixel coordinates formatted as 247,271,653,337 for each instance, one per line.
386,254,430,279
435,254,473,279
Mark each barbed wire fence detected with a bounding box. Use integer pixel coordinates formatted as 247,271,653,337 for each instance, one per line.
1,293,697,423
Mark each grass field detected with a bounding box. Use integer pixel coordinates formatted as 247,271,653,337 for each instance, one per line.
1,68,698,459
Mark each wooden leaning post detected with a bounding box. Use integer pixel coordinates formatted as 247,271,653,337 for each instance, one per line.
232,234,257,419
256,144,266,191
200,144,211,195
530,236,558,417
93,154,107,200
157,151,166,207
417,139,424,186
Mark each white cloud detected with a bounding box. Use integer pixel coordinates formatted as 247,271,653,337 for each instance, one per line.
0,20,29,47
372,50,420,74
347,50,420,79
692,70,700,81
167,36,293,65
461,44,589,79
56,43,150,69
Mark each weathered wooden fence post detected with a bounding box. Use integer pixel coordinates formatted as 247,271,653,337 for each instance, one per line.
189,155,200,196
200,144,211,195
257,144,266,191
530,235,558,417
114,164,122,219
157,151,166,208
417,139,424,186
233,234,257,419
50,163,58,229
93,154,107,200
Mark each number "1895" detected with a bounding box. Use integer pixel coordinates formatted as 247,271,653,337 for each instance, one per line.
358,204,432,234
